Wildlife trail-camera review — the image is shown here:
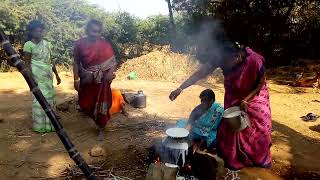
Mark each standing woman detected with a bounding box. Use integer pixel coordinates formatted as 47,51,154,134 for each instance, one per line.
73,19,117,141
23,20,61,133
170,43,272,173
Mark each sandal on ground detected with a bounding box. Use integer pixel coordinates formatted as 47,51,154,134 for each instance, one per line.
301,113,319,122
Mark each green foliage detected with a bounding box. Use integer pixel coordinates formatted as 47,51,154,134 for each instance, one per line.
139,15,171,45
0,0,176,65
172,0,320,65
1,0,319,67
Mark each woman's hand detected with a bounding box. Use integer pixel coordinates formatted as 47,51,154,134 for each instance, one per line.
240,100,248,111
56,75,61,85
74,80,80,91
192,140,204,154
186,124,192,131
105,66,117,83
105,72,116,83
169,88,183,101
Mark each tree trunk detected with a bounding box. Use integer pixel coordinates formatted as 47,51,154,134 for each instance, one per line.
166,0,176,33
166,0,178,51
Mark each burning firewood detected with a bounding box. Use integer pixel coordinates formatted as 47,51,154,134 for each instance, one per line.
146,163,178,180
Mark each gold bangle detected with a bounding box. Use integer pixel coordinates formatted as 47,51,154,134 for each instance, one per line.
242,100,248,104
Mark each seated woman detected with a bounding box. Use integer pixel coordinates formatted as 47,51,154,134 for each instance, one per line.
109,89,128,117
177,89,224,149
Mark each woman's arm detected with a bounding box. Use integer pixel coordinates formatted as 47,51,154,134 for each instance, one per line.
187,107,198,130
73,54,80,81
240,73,266,110
105,65,117,83
180,63,217,90
120,103,129,116
23,52,32,71
52,63,58,76
169,62,218,101
52,63,61,85
73,44,81,91
245,74,266,102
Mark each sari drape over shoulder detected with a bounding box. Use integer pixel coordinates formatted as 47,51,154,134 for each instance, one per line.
218,48,272,170
74,38,116,127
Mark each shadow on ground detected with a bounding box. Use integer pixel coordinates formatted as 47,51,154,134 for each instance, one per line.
310,124,320,133
272,121,320,179
0,89,174,179
1,82,320,180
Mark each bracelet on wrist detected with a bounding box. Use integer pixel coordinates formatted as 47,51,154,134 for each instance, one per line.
242,100,248,104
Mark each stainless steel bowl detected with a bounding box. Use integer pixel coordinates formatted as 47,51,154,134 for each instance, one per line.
223,106,250,132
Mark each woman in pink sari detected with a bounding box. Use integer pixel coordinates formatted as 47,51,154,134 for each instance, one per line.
170,43,272,172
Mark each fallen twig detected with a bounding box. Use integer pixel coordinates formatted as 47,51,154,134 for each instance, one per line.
27,175,66,180
109,173,132,180
17,135,32,138
15,161,25,168
60,164,138,180
134,168,147,173
99,160,108,168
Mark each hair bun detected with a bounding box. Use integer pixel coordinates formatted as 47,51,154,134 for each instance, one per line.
234,42,241,49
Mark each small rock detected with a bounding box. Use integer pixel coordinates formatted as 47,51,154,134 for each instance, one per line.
89,145,105,157
0,119,3,123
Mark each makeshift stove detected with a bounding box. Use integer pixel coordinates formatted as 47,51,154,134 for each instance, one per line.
146,127,200,180
149,128,190,167
159,136,190,166
146,135,196,180
146,128,224,180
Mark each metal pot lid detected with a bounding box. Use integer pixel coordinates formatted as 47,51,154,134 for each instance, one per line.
166,128,189,138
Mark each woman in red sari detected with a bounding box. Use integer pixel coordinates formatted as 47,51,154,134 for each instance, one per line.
73,19,117,141
170,42,272,174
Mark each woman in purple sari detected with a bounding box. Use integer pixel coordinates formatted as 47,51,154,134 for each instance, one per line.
169,43,272,172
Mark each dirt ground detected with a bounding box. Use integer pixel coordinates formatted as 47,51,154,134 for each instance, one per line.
0,71,320,180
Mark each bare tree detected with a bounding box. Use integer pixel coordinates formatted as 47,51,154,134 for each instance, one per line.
166,0,178,51
166,0,176,31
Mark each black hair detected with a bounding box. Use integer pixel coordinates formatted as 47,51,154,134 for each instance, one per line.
26,20,45,40
223,41,245,59
200,89,215,101
85,19,103,34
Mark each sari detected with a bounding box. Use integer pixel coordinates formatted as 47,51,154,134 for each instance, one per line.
217,47,272,170
109,89,125,116
74,37,116,127
23,40,55,133
177,102,224,148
